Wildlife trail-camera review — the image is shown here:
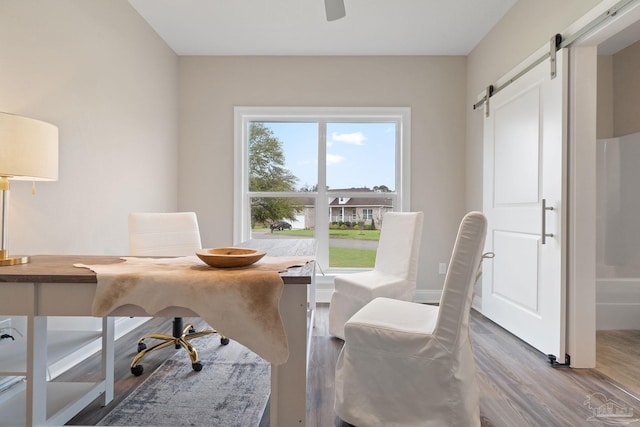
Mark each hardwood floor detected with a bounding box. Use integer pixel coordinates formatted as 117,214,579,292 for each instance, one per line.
472,316,640,426
63,305,640,426
61,317,184,426
596,329,640,397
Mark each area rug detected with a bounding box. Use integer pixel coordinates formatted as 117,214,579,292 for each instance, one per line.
98,338,270,426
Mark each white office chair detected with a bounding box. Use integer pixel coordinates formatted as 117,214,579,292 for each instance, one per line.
328,211,424,339
334,211,488,427
128,212,228,376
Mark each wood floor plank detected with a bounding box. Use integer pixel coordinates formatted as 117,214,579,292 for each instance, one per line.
62,317,185,425
61,305,640,426
596,329,640,397
473,314,640,427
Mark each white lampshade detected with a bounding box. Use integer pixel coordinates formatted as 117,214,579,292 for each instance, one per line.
0,112,58,265
0,112,58,181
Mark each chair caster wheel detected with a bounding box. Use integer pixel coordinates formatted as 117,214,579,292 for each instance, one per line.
192,362,203,372
188,328,196,334
137,342,147,352
221,337,230,345
131,365,144,376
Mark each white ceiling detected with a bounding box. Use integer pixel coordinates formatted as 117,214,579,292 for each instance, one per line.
127,0,518,56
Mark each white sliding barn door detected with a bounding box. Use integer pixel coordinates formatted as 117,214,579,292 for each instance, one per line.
482,50,567,361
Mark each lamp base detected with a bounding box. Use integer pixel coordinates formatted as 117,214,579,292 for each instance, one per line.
0,250,29,266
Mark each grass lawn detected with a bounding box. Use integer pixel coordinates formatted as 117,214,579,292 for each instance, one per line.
328,229,380,240
330,246,376,268
258,227,379,268
270,228,380,240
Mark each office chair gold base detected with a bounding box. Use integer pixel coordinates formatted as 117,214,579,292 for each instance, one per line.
130,321,228,376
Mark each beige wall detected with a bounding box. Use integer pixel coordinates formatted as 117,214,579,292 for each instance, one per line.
598,40,640,138
465,0,604,212
597,55,615,139
0,1,178,255
4,0,622,293
613,40,640,136
178,56,467,292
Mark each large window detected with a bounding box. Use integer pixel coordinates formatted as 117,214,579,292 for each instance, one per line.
234,107,411,272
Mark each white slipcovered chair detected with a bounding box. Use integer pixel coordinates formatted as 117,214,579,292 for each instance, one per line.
128,212,228,376
329,211,424,339
334,211,488,427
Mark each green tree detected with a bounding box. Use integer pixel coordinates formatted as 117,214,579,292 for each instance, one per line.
373,184,392,192
249,123,301,225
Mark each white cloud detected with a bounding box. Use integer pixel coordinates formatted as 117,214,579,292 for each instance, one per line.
331,131,366,146
326,153,345,166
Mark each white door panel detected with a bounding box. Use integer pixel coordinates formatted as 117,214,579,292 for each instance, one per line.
483,49,567,360
492,231,540,312
494,88,541,206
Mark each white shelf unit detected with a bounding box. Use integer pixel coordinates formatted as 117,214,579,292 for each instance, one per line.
0,318,115,427
0,382,105,426
0,330,102,376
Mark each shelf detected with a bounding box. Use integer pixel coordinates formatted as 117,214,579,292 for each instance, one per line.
0,330,102,376
0,317,141,426
0,381,105,426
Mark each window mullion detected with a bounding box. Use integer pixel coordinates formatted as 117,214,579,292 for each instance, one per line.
315,120,329,271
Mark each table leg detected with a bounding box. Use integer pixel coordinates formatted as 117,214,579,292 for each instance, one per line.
26,315,48,426
101,317,115,405
271,284,308,426
307,263,317,371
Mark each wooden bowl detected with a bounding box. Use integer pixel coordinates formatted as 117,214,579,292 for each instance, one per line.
196,247,266,268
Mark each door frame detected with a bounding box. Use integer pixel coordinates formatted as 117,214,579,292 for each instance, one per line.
565,46,597,368
568,0,640,368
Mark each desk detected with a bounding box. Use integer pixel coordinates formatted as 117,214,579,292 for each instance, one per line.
0,239,315,427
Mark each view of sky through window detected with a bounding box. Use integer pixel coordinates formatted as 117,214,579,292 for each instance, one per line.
263,122,396,191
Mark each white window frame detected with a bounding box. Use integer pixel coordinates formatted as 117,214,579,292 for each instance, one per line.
233,106,411,273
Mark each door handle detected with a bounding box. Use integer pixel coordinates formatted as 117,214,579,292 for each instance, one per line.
541,198,554,244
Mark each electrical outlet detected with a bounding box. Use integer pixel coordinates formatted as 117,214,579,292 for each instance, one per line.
438,263,447,274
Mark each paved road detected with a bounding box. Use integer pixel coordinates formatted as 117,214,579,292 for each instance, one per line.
251,230,379,250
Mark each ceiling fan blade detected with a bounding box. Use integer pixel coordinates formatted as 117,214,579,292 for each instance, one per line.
325,0,346,21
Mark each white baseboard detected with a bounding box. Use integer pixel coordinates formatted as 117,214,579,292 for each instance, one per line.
597,304,640,330
596,278,640,330
318,277,640,328
316,287,333,304
469,280,640,329
314,274,442,304
315,274,335,303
